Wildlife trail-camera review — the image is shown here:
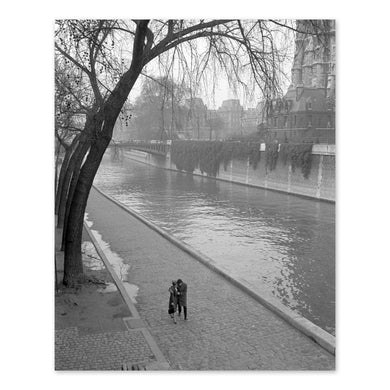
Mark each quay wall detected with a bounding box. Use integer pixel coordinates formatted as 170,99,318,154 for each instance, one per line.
121,144,335,202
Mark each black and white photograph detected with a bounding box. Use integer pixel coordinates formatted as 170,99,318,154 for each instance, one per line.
54,18,336,371
3,1,390,388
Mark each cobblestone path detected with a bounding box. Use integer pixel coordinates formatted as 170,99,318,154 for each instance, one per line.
86,187,335,370
55,327,155,370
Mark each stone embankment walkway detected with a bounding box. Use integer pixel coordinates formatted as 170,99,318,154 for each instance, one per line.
83,186,335,370
55,225,168,370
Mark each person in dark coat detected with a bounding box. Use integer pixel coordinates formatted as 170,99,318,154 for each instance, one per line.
168,281,178,324
177,279,188,320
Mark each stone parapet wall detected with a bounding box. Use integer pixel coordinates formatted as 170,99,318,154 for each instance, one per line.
122,146,335,202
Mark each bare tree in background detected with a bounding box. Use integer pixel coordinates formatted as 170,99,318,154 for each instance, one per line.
55,19,325,287
132,76,189,140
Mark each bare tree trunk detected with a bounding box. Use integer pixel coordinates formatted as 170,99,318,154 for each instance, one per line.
57,136,89,228
160,104,165,139
55,140,61,207
63,21,148,287
63,137,109,286
63,110,136,287
61,139,91,250
55,135,79,215
55,146,69,215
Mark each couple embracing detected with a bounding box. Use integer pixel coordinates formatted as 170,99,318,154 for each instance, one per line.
168,279,187,324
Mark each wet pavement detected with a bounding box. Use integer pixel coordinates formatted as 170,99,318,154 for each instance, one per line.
85,186,335,370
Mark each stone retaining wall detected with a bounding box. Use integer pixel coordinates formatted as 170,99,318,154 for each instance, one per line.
121,144,335,202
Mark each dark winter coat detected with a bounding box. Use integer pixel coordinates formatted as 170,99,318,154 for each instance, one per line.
177,282,187,306
168,286,178,314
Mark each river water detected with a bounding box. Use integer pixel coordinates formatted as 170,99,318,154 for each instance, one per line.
94,155,335,335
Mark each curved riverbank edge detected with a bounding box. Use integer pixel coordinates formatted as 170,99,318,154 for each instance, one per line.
92,184,336,355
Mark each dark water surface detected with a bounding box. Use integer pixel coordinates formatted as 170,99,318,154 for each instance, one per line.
94,155,335,335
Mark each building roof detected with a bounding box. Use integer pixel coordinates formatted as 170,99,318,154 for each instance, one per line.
283,87,331,113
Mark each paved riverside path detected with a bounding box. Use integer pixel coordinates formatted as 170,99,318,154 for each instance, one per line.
55,226,168,370
86,187,335,370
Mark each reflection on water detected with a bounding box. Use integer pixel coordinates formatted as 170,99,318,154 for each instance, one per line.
94,155,335,335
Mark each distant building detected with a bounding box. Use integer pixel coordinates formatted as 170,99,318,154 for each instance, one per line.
263,20,336,144
218,99,243,135
241,107,259,134
182,97,247,140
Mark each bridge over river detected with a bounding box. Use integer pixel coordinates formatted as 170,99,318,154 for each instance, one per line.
109,140,169,156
